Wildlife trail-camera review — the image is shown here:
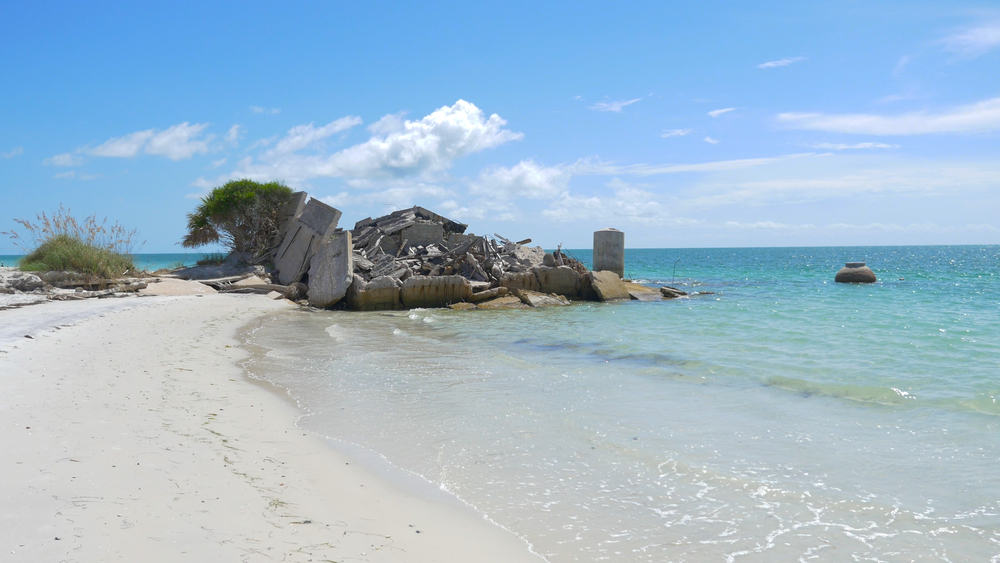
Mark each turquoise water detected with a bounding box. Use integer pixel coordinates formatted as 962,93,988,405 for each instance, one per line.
245,245,999,561
0,253,218,272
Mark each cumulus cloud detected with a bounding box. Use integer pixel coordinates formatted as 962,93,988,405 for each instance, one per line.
44,152,84,167
234,99,522,183
589,98,642,112
708,107,736,118
321,182,451,211
85,122,214,160
2,146,23,159
939,22,1000,58
471,160,570,200
757,56,806,69
778,96,1000,134
661,128,692,138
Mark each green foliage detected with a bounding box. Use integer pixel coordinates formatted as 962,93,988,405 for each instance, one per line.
183,179,294,256
20,235,135,278
195,253,227,266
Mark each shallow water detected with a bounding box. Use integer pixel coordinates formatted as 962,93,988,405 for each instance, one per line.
243,245,1000,561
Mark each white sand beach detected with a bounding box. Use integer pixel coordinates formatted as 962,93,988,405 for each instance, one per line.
0,294,541,562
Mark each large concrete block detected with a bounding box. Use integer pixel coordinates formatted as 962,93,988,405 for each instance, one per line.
298,198,342,236
307,231,353,308
274,191,308,241
499,271,540,292
400,275,472,308
588,270,631,301
346,275,402,311
400,220,445,248
532,265,582,298
593,228,625,278
273,198,343,285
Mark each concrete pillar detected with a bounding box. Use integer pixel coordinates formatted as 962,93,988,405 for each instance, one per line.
593,228,625,278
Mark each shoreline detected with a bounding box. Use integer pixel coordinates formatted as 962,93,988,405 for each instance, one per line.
1,294,542,562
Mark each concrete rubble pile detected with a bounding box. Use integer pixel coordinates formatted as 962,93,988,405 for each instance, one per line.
252,192,689,311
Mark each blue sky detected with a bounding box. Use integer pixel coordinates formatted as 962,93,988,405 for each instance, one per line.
2,1,999,252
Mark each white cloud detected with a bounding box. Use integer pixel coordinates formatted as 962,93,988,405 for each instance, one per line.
44,152,84,167
2,146,23,159
589,98,642,112
368,112,406,136
144,122,213,160
757,56,806,69
810,142,899,150
250,105,281,115
569,152,821,177
234,99,522,183
84,122,214,160
704,136,720,144
89,129,155,157
265,116,363,157
892,55,911,76
320,182,451,211
211,158,227,168
225,124,242,144
708,107,735,118
53,170,99,181
661,128,692,138
542,179,693,225
939,22,1000,58
471,160,570,200
778,96,1000,134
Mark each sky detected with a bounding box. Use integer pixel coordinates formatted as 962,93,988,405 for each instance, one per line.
1,1,999,252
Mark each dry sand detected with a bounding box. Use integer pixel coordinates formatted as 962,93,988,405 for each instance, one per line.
0,294,542,562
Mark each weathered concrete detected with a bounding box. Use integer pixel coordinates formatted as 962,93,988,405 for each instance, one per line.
660,286,687,299
587,270,631,301
468,286,508,303
346,274,401,311
512,288,571,307
273,198,342,285
624,282,662,301
499,271,541,292
274,191,308,243
307,231,353,308
835,262,877,283
476,295,530,310
400,221,445,249
593,228,625,278
448,302,478,311
533,266,581,298
400,275,472,308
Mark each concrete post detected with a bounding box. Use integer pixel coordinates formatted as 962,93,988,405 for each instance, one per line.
593,228,625,278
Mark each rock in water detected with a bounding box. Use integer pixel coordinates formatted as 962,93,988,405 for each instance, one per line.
835,262,877,283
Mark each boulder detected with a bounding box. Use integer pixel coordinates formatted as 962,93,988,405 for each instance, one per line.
307,230,353,308
511,288,570,307
476,295,530,310
533,265,581,298
400,275,472,308
624,282,662,302
468,286,508,303
835,262,877,283
587,270,630,301
346,275,402,311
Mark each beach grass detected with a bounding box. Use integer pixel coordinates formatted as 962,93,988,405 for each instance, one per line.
19,234,135,278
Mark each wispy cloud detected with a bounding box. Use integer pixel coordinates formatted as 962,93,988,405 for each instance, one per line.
703,136,720,144
810,142,899,150
86,122,214,160
939,22,1000,58
264,116,362,158
661,128,692,138
250,105,281,115
2,146,23,159
569,152,821,177
778,96,1000,134
589,98,642,112
708,107,735,118
53,170,99,181
225,124,242,144
43,152,83,167
757,56,806,69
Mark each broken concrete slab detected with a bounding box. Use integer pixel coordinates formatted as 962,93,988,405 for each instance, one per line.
499,271,541,292
307,230,353,308
476,295,530,310
468,286,509,303
624,282,663,302
400,275,472,309
346,274,401,311
660,286,688,299
533,266,582,299
588,270,631,301
511,288,571,307
273,198,342,285
400,220,445,249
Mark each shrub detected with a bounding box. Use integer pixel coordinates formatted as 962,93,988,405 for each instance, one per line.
19,235,135,278
182,179,293,257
